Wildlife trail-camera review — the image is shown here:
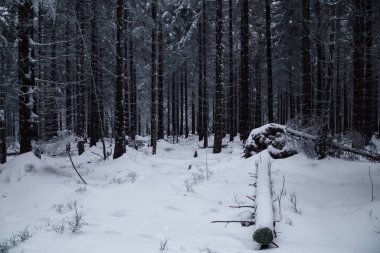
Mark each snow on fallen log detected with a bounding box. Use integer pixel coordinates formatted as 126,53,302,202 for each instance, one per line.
252,157,277,249
245,123,380,161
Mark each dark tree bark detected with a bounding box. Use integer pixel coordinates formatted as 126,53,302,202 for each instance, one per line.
75,0,86,138
124,7,130,138
90,0,100,147
180,67,184,136
150,0,158,154
191,90,195,135
157,18,164,140
201,0,208,148
265,0,273,123
240,0,250,142
336,46,342,133
185,62,189,138
65,20,72,132
316,0,323,118
227,0,234,142
327,4,336,133
197,19,204,141
213,0,223,153
302,0,312,123
288,67,295,120
18,0,37,154
364,0,373,138
172,74,176,143
254,58,262,128
343,61,349,132
45,20,58,140
167,75,171,137
129,33,137,141
352,0,365,134
113,0,126,159
0,39,6,163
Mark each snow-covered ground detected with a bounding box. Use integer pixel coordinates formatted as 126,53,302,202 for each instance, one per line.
0,135,379,253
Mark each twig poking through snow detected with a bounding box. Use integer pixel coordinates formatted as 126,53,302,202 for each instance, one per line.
369,167,374,202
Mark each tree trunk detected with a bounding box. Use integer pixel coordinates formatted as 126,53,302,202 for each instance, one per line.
18,0,36,154
302,0,312,124
265,0,273,123
113,0,126,159
76,0,86,138
157,19,164,140
150,0,158,154
240,0,250,141
228,0,234,142
213,0,223,153
185,62,189,138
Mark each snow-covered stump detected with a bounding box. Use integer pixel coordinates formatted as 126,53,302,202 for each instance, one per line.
253,161,277,249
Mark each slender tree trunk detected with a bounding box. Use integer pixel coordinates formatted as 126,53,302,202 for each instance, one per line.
352,0,365,134
213,0,223,153
18,0,37,154
167,76,171,137
172,74,176,143
0,41,6,163
90,0,100,147
265,0,273,123
113,0,126,159
180,67,184,136
150,0,158,154
254,59,262,128
191,90,195,135
76,0,86,138
157,19,164,140
364,0,373,138
197,20,204,141
185,62,189,138
129,34,137,141
240,0,250,141
228,0,234,141
65,20,72,133
302,0,312,124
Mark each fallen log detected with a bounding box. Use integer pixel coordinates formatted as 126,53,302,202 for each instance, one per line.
253,157,276,249
245,123,380,161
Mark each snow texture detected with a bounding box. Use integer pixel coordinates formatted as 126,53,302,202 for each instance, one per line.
0,135,379,253
255,154,274,231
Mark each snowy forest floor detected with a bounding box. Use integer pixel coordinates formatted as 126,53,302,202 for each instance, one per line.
0,135,380,253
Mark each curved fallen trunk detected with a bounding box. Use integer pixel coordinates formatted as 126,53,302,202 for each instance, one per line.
245,124,380,161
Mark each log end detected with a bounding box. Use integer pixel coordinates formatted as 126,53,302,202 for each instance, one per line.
253,227,274,248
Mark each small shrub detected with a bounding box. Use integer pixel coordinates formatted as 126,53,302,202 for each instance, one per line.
75,186,87,194
8,234,18,247
52,221,65,234
24,164,37,173
2,174,10,184
202,247,217,253
0,241,9,253
127,172,138,183
67,201,84,233
17,227,31,242
159,238,169,251
289,193,302,214
184,179,194,192
54,203,65,213
0,226,32,253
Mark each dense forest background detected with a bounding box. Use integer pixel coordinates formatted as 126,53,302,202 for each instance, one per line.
0,0,379,160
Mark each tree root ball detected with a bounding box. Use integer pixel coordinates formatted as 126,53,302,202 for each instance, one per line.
253,227,273,246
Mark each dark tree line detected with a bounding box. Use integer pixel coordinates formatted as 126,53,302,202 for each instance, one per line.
0,0,378,160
